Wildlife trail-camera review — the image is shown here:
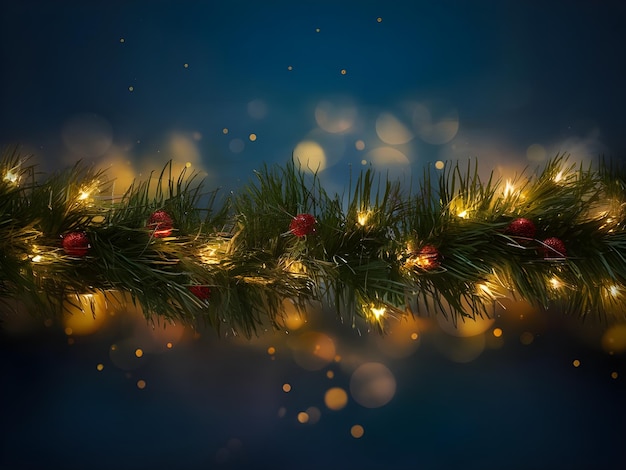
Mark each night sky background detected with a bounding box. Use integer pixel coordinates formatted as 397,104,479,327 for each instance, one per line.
1,1,626,469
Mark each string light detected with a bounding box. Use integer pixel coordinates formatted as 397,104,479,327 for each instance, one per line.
357,211,370,226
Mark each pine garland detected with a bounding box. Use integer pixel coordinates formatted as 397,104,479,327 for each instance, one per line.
1,145,626,336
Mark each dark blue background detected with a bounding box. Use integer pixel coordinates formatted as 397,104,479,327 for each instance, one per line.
1,1,625,469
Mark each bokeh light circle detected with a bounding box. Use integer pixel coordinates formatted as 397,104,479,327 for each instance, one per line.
349,362,396,408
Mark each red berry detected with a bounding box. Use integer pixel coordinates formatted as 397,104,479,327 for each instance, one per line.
189,285,211,301
147,210,174,238
541,237,566,258
62,231,90,257
289,213,317,237
505,217,536,239
416,245,441,271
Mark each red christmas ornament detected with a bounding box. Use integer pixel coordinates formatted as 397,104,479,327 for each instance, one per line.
505,217,537,239
147,210,174,238
189,285,211,301
289,213,317,237
62,231,90,257
407,244,441,270
541,237,567,258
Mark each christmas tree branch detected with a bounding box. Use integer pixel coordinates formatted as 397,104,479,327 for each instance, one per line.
1,145,626,336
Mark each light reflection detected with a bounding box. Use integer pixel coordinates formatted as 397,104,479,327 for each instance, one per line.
325,387,348,410
290,331,336,370
314,99,356,133
365,146,410,181
411,101,459,145
63,292,108,335
375,112,414,145
349,362,396,408
293,140,327,172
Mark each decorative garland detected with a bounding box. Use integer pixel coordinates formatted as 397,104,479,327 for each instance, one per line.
1,145,626,336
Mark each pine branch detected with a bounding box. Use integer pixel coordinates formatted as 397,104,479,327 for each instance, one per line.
2,145,626,337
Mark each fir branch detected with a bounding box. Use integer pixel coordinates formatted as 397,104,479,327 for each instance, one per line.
2,145,626,337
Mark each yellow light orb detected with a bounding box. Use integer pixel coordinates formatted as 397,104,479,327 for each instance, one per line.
325,387,348,411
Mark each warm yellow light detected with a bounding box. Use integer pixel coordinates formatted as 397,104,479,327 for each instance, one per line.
609,285,620,298
199,244,221,264
31,255,43,263
350,424,365,438
457,210,468,219
554,171,564,183
324,387,348,411
371,306,386,320
492,327,503,338
503,180,516,198
357,211,370,226
478,283,495,299
4,170,19,184
549,277,562,289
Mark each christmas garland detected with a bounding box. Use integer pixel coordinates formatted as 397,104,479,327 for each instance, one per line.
2,145,626,336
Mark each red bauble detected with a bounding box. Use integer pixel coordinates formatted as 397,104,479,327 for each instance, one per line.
541,237,567,258
62,231,90,257
289,213,317,237
414,244,441,270
189,285,211,301
147,210,174,238
505,217,536,239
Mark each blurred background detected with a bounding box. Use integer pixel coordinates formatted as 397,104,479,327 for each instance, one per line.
1,1,625,469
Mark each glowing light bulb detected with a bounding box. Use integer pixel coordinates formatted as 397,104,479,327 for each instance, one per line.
4,170,19,184
370,306,386,320
503,180,516,198
357,211,369,226
549,277,562,289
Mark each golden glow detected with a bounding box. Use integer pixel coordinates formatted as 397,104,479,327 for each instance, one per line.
326,370,334,379
357,211,370,226
135,348,143,358
166,342,173,349
137,379,146,389
290,331,336,371
63,293,107,335
267,346,276,355
601,324,626,354
375,112,414,145
410,332,419,340
4,169,19,184
297,412,309,424
608,284,620,298
370,306,386,320
503,180,516,198
611,372,619,379
293,140,327,172
349,362,396,408
351,424,365,438
325,387,348,411
572,359,581,368
249,133,257,141
492,328,503,338
457,209,468,219
199,243,224,265
435,160,445,170
554,171,564,183
477,283,495,299
282,383,292,393
340,69,347,75
549,277,562,289
96,363,104,371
